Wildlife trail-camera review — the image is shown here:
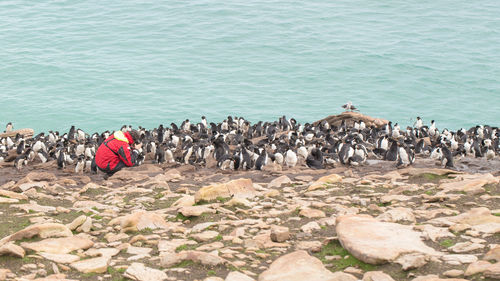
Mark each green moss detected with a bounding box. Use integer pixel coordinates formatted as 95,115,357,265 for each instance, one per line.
214,234,223,241
377,202,391,207
314,240,376,272
440,239,455,248
154,192,164,199
207,270,216,276
425,190,435,195
175,213,191,221
175,244,198,252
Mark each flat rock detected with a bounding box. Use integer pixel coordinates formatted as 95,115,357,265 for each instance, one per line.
442,254,478,265
0,242,25,258
336,215,441,264
484,246,500,261
179,205,216,217
428,207,500,234
109,211,172,232
21,236,94,254
111,170,149,182
39,252,80,263
377,208,415,223
411,275,468,281
308,174,342,191
0,223,72,246
124,262,168,281
171,196,195,207
0,189,28,200
258,250,356,281
191,231,219,242
160,250,226,267
195,178,256,202
299,208,326,218
70,256,110,273
439,173,498,193
362,271,396,281
225,271,255,281
484,262,500,279
268,175,292,188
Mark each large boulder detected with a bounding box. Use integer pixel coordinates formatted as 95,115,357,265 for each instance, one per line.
258,250,357,281
20,236,94,254
336,215,441,264
194,178,256,203
314,112,388,128
0,223,72,246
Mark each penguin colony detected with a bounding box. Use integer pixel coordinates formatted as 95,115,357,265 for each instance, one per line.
1,115,499,173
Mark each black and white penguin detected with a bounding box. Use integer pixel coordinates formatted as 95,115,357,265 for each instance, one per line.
306,148,324,169
413,117,423,129
384,140,398,161
14,153,28,171
285,148,298,168
255,149,268,170
441,145,454,168
57,149,66,169
397,144,415,168
68,126,76,142
37,150,49,163
75,155,85,173
338,142,354,165
5,122,13,132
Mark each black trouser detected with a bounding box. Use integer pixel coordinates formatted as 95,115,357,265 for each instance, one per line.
96,159,127,176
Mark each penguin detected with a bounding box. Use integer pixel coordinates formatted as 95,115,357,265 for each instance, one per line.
37,150,49,163
68,125,76,142
441,145,454,168
14,153,28,171
77,129,86,142
201,116,208,129
285,149,298,168
384,140,398,161
397,144,415,168
306,148,323,169
413,117,423,129
155,145,166,164
75,155,85,173
255,149,268,170
5,122,13,132
57,149,66,169
338,142,354,165
90,158,98,174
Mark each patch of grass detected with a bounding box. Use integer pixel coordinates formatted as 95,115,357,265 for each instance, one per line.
139,227,154,235
494,213,500,217
173,260,195,268
214,234,223,241
216,196,230,203
440,239,455,248
320,225,327,230
82,272,97,278
175,213,191,221
107,267,126,274
92,215,103,220
207,270,216,276
377,202,391,207
175,244,197,252
314,240,376,272
154,192,164,199
425,190,436,195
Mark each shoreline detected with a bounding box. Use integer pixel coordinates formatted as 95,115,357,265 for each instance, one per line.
0,112,499,281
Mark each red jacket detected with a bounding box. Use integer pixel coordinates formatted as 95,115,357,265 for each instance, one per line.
95,131,135,171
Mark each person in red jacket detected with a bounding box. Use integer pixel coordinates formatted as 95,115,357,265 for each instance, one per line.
95,130,142,176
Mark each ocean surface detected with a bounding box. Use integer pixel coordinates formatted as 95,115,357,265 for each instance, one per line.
1,0,499,134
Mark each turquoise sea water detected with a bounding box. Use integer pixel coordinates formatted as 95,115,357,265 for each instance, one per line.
1,0,499,134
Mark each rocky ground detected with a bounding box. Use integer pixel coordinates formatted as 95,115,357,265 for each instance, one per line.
0,158,499,281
